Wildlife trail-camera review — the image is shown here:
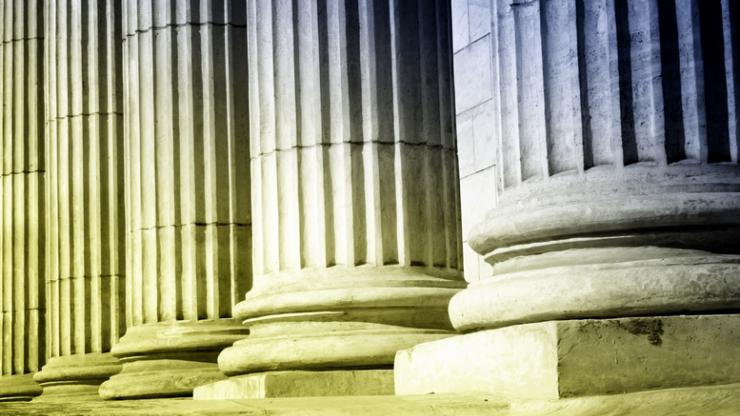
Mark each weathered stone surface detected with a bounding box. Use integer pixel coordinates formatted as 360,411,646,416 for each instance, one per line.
396,314,740,399
194,370,394,400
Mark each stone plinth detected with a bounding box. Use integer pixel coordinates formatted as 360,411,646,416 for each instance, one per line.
0,375,43,403
194,370,394,400
396,0,740,400
396,314,740,399
35,0,126,401
0,0,45,400
203,0,464,399
107,0,252,399
100,320,247,399
33,354,121,402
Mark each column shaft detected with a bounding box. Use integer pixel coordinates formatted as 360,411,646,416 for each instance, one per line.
99,0,251,399
396,0,740,399
0,0,45,401
33,0,125,401
452,0,740,330
207,0,464,399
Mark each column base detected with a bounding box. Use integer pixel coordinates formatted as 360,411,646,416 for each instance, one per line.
395,314,740,400
99,354,227,400
193,369,394,400
33,353,121,401
0,374,42,402
99,319,248,399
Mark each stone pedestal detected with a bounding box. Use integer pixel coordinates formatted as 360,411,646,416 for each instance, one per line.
0,375,43,403
33,0,125,401
397,314,740,398
100,0,252,399
0,0,45,401
194,370,394,400
33,354,120,402
198,0,464,399
396,0,740,399
99,320,246,399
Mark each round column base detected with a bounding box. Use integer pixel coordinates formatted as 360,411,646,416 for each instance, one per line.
219,321,454,376
99,353,227,399
451,246,740,332
33,353,121,401
99,319,248,400
0,374,42,402
220,266,464,379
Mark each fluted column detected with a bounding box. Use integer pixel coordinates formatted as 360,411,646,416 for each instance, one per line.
0,0,45,402
98,0,251,400
201,0,464,400
32,0,124,402
396,0,740,400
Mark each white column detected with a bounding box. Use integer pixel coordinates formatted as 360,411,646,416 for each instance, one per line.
0,0,45,401
396,0,740,400
32,0,125,402
201,0,464,400
98,0,251,399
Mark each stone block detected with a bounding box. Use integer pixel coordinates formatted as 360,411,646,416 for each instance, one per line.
193,370,394,400
456,109,476,178
459,167,495,239
395,314,740,400
468,0,492,41
453,36,492,114
462,243,481,283
451,0,469,52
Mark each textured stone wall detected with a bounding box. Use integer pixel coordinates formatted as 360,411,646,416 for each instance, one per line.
450,0,496,283
0,0,45,397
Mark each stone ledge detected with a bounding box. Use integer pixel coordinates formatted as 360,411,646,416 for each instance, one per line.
395,314,740,399
0,383,739,415
194,370,394,399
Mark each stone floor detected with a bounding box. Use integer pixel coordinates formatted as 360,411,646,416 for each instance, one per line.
1,383,738,415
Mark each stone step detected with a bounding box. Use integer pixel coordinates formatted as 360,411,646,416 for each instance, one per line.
0,383,739,416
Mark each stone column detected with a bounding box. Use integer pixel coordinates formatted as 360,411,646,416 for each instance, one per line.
98,1,251,399
396,0,740,400
31,0,124,402
197,0,464,400
0,0,45,402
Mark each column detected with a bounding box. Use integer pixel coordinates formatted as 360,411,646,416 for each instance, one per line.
32,0,124,402
197,0,464,400
0,0,45,401
396,0,740,400
98,1,251,399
